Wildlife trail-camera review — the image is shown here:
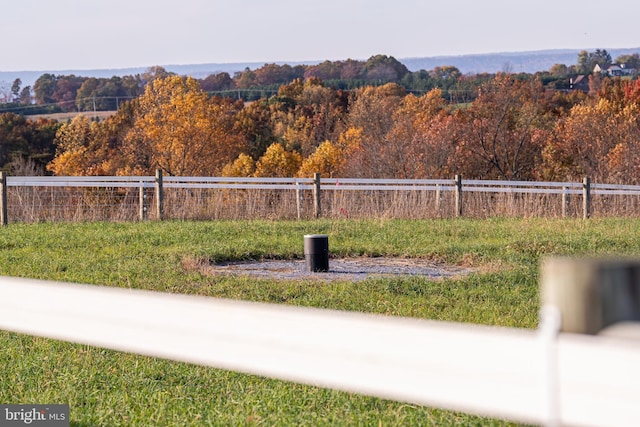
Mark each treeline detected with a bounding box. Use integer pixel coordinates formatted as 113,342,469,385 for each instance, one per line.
1,55,534,114
3,50,639,116
38,71,640,185
2,50,640,183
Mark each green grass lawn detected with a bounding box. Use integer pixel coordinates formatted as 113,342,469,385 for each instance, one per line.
1,218,639,426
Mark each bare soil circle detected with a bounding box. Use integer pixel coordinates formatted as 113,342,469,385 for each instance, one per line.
194,257,472,282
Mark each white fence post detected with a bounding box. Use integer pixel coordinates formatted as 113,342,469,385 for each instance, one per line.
139,181,147,221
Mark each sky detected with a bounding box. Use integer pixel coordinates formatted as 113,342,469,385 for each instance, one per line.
2,0,640,72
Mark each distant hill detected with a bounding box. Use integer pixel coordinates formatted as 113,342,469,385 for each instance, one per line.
0,61,316,90
402,48,640,74
2,48,640,89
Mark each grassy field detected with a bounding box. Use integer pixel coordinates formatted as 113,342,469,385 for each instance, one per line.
1,218,639,426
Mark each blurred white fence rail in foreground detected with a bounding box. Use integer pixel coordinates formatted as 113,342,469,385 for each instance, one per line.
1,276,639,426
4,172,640,223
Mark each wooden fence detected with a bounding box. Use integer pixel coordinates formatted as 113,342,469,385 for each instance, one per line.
1,257,639,426
3,171,640,224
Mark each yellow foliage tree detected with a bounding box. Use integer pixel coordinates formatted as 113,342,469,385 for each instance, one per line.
48,116,113,175
126,75,246,176
335,126,365,177
254,143,302,177
221,153,256,177
298,140,343,178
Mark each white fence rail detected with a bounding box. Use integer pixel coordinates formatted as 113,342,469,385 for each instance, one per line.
2,172,640,223
0,276,639,426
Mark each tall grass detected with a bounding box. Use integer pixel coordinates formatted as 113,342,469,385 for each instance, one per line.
2,218,640,425
8,185,640,223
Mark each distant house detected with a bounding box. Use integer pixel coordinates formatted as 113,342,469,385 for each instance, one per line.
570,75,589,92
593,63,637,76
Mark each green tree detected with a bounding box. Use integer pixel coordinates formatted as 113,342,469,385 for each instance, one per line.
11,79,21,102
590,49,613,70
429,66,461,81
578,49,613,74
614,53,640,69
549,64,569,77
362,55,410,82
33,73,58,105
19,86,32,105
0,113,59,172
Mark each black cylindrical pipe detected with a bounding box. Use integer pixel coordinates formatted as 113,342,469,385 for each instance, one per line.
304,234,329,272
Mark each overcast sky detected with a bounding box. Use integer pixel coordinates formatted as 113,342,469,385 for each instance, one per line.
3,0,639,71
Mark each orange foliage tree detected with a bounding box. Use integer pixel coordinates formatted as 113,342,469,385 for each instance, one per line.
452,74,548,180
345,83,406,177
123,76,246,176
386,89,456,178
542,91,640,183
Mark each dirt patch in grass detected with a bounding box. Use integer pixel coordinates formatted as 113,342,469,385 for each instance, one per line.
184,256,473,282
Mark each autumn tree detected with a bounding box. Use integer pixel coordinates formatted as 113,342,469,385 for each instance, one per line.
273,78,347,156
49,104,139,176
386,89,456,178
221,153,256,177
453,74,548,180
254,143,302,177
125,76,246,176
48,116,104,175
345,83,406,177
542,79,640,183
303,60,344,81
298,140,343,178
235,99,279,159
200,72,234,92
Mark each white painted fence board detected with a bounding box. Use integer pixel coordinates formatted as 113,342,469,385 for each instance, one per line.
463,186,583,195
465,179,579,188
1,277,640,426
7,176,640,197
163,183,315,190
8,176,154,184
321,185,455,192
164,177,313,184
321,178,454,185
557,334,640,427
